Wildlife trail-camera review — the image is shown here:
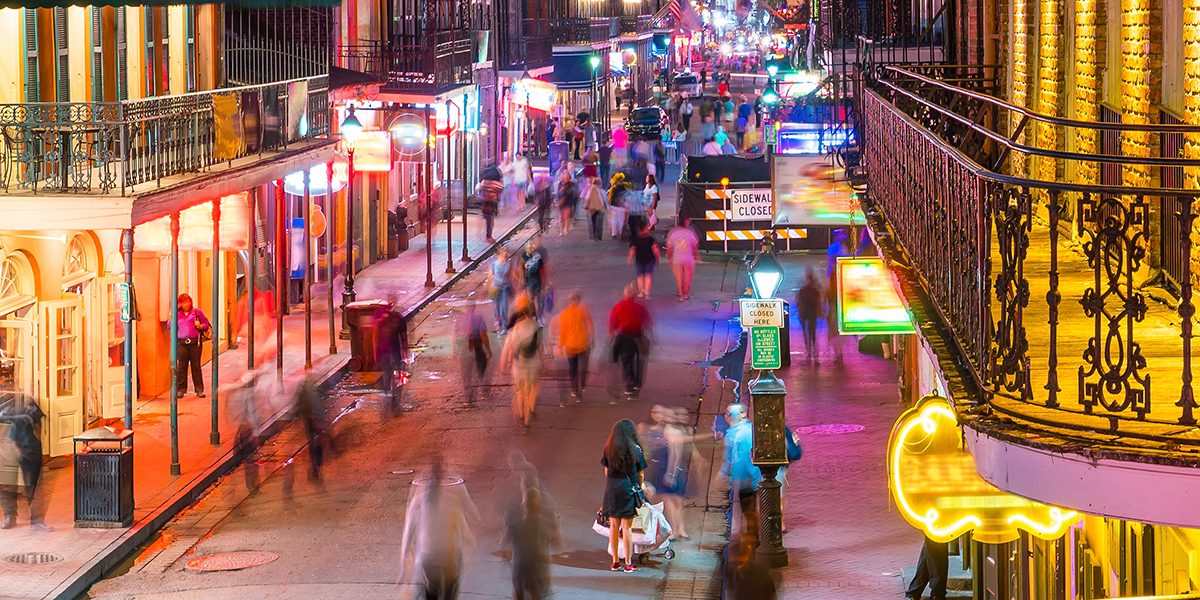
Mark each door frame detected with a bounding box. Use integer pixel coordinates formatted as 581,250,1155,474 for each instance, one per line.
41,297,83,457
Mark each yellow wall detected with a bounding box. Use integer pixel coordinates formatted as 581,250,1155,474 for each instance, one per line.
67,7,89,102
196,5,215,91
167,5,185,95
0,10,21,104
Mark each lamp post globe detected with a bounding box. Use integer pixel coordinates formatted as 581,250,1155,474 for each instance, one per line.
748,239,784,300
338,106,362,340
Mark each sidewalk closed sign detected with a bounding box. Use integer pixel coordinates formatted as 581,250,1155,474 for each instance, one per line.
740,299,784,328
751,326,781,370
728,189,773,222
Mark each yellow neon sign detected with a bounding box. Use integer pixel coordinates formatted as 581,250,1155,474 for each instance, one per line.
887,395,1079,544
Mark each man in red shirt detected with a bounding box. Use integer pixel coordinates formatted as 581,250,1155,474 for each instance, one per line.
609,285,652,395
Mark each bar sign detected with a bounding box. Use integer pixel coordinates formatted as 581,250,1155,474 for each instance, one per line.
117,282,131,323
750,326,781,370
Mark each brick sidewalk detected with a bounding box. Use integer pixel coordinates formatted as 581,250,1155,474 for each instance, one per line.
0,206,534,600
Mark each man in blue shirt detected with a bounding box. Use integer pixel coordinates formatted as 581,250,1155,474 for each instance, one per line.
720,403,761,546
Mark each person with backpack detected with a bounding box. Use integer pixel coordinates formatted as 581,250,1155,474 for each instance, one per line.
501,292,542,428
477,165,503,243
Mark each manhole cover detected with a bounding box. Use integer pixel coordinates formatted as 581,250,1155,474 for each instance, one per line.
5,553,63,565
412,476,464,487
794,423,865,435
185,551,279,572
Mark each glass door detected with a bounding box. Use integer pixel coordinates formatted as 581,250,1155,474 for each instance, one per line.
41,298,82,456
100,276,136,419
0,319,35,400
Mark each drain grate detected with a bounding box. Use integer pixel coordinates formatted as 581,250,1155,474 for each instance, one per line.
5,553,63,565
185,551,279,572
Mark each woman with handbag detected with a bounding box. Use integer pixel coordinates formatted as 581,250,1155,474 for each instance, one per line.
175,293,212,398
600,418,647,572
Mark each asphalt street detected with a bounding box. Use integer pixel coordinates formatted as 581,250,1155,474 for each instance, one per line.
86,181,745,600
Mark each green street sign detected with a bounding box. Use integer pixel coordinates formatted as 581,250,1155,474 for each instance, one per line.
750,326,781,370
117,282,131,323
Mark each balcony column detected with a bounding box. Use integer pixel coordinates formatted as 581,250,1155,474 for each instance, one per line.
248,187,257,372
169,212,181,477
425,107,435,288
327,163,337,355
303,169,313,370
275,179,286,378
121,228,135,430
210,198,221,446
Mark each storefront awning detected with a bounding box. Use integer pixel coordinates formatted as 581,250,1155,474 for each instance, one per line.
551,47,597,91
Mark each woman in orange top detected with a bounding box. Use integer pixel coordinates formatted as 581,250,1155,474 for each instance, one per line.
553,290,594,400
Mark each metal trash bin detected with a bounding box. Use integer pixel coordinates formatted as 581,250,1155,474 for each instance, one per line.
74,426,133,528
346,299,393,371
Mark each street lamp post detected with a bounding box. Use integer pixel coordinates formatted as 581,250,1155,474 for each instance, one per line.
590,54,601,137
747,238,789,568
460,101,470,263
338,107,363,340
444,100,457,275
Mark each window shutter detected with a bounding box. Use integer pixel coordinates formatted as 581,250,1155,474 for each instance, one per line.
185,5,195,91
54,7,68,103
144,8,154,96
91,7,102,102
116,7,127,100
23,9,37,102
159,7,168,94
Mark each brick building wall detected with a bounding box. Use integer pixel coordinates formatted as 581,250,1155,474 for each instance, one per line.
1011,0,1034,177
1119,0,1162,189
1037,0,1065,183
1074,0,1105,185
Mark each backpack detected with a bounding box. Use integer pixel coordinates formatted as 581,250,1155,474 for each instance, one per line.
519,328,541,359
785,427,803,462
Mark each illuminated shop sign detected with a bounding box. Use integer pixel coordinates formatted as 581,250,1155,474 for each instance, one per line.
511,78,558,112
772,156,865,226
349,131,394,172
888,396,1079,544
836,257,916,335
284,156,350,196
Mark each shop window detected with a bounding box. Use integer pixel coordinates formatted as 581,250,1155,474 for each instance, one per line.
0,254,36,318
62,234,95,292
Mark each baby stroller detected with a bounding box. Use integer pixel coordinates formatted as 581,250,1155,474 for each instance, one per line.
592,502,676,564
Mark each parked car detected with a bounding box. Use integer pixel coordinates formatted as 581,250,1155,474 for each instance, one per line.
672,73,701,97
624,107,668,141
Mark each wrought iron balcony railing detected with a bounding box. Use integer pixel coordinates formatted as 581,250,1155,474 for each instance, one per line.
337,33,473,93
861,66,1200,440
0,75,329,196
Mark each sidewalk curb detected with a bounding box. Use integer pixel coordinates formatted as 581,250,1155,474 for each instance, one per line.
48,355,349,600
46,207,538,600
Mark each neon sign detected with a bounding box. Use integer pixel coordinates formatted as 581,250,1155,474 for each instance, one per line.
836,257,916,335
888,396,1079,544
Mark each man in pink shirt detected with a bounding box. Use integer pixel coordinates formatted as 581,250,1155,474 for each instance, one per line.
176,293,212,397
611,126,629,168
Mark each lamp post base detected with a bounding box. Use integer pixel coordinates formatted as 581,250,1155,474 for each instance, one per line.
756,465,789,568
210,431,220,446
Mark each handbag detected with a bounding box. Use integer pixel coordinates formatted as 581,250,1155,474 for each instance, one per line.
629,474,647,509
595,509,610,528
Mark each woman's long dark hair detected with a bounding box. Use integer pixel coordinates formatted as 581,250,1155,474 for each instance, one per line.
604,419,641,473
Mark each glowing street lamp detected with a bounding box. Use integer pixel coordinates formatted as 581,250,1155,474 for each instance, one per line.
338,106,362,339
748,238,784,300
762,82,781,106
766,63,779,78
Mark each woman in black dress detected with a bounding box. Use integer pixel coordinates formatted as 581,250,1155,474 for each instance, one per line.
601,418,647,572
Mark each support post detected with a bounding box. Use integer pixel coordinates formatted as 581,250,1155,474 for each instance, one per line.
425,107,435,288
326,162,336,354
444,107,456,275
749,370,788,568
303,169,313,369
169,212,181,477
275,179,285,377
121,228,134,430
210,198,221,446
248,187,257,372
340,151,358,339
461,110,470,263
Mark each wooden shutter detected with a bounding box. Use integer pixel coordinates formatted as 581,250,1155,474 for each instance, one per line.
185,5,195,92
143,8,154,96
22,9,37,102
116,7,127,100
91,7,102,102
159,7,168,94
54,7,68,103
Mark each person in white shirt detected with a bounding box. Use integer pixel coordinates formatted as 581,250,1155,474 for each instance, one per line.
506,153,532,209
702,138,723,156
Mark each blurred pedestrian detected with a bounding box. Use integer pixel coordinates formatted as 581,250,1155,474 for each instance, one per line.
643,173,660,229
598,136,613,186
176,293,212,397
400,461,480,600
666,218,700,300
905,536,950,600
516,238,551,322
796,268,823,364
680,97,694,131
0,389,49,531
612,125,629,166
552,290,594,400
504,487,562,599
501,293,542,428
489,248,515,334
457,304,492,404
720,403,761,546
628,222,660,299
478,165,503,243
609,285,652,396
607,173,630,240
583,176,607,241
294,374,327,482
826,272,844,363
702,137,722,156
377,298,410,416
653,142,666,184
534,175,553,234
556,170,578,237
508,152,532,209
228,373,261,491
600,418,647,572
725,536,777,600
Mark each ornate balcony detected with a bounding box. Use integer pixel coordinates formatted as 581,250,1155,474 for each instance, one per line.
861,65,1200,525
0,75,330,197
337,33,473,95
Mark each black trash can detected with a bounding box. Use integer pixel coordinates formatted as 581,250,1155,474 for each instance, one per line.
74,426,133,528
346,299,393,371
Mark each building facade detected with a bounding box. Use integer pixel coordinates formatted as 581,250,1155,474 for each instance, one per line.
856,0,1200,595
